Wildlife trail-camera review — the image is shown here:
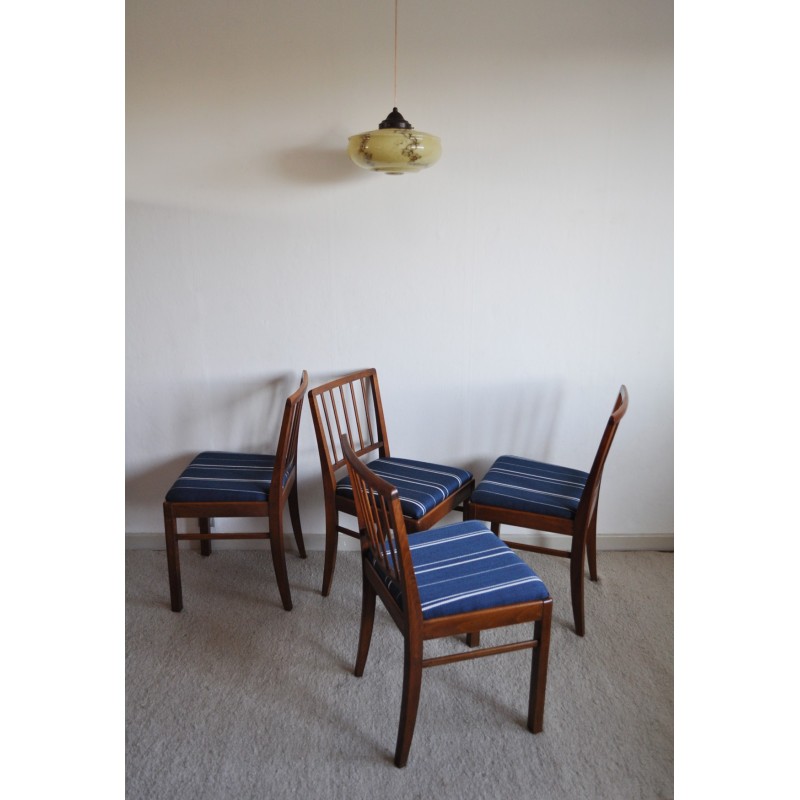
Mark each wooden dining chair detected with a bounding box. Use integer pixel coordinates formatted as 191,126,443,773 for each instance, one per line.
162,371,308,612
342,436,553,768
465,385,628,637
308,368,475,596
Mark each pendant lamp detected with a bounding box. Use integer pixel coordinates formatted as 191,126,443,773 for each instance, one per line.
348,1,441,175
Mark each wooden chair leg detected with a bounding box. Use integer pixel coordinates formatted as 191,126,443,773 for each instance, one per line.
199,518,212,556
321,510,339,597
465,517,497,644
288,484,306,559
394,635,423,768
268,512,293,611
587,506,599,582
527,601,552,733
570,534,586,636
163,505,183,612
354,573,376,677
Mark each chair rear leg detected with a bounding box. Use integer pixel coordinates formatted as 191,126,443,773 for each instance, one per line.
464,510,488,647
570,534,586,636
394,635,423,768
465,517,498,645
587,506,599,582
527,600,552,733
354,572,376,677
321,510,339,596
200,518,212,556
163,505,183,612
288,484,306,559
268,513,293,611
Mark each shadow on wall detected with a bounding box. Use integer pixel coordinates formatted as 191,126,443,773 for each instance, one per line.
126,373,301,530
204,374,292,453
301,369,567,481
459,382,566,480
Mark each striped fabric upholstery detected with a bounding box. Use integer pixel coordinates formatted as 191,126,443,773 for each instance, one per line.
370,520,549,620
336,457,473,520
165,451,281,503
470,455,589,519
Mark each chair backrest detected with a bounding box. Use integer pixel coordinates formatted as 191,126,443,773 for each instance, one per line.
577,385,629,525
341,434,419,618
308,368,390,495
273,370,309,501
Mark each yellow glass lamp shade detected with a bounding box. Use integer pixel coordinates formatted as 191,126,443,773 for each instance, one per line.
348,108,441,175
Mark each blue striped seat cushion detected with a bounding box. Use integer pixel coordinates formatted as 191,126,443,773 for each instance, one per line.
470,455,588,519
337,457,473,520
165,451,281,503
370,520,549,619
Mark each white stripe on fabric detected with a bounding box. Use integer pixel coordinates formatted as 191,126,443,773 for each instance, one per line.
473,487,574,513
417,560,529,590
420,576,542,613
378,461,468,484
393,496,427,514
409,541,508,569
378,475,448,501
376,528,491,572
338,485,428,515
172,485,266,497
406,529,489,552
478,479,580,503
490,466,585,489
413,547,514,576
189,465,273,472
496,456,583,474
177,478,270,485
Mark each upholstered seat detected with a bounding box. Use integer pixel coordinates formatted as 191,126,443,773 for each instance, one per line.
469,455,589,520
165,451,283,504
370,519,550,620
336,457,473,521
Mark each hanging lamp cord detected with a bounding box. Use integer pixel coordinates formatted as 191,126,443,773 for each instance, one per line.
393,0,398,107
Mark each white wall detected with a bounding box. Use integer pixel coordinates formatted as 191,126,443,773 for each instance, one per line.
126,0,673,548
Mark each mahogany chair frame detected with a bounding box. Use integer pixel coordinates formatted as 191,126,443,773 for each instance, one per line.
308,368,475,596
464,385,628,637
162,371,308,612
342,436,552,768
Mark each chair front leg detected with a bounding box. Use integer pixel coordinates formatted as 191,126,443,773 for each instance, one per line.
354,568,376,677
527,599,552,733
268,508,293,611
587,505,599,582
199,518,212,556
288,483,306,559
463,506,487,646
570,532,586,636
163,505,183,612
321,501,339,597
394,634,423,768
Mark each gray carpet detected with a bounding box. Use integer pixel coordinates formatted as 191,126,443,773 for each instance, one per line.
126,547,673,799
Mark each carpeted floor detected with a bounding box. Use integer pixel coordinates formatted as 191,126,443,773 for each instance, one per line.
126,547,673,799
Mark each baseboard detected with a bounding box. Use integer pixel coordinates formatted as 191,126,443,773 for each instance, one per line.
125,531,673,552
499,532,673,552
